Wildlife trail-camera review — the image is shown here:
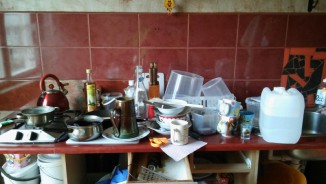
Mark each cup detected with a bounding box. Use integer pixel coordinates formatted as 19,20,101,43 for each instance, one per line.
110,97,139,139
217,114,239,137
239,111,255,140
170,119,189,145
202,77,232,98
163,70,204,100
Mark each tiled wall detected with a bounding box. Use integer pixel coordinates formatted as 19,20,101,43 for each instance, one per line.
1,12,326,110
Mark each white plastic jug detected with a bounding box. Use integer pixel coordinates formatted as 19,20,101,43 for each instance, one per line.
259,87,304,144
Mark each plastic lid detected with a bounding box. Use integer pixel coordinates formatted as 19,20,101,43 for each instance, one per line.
128,80,135,86
86,69,91,73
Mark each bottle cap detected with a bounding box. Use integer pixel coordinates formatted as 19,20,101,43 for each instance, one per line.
86,69,91,73
128,80,135,86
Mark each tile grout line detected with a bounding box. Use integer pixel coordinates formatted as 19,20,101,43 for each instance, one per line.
36,13,44,76
138,14,141,66
233,13,240,93
186,14,190,72
87,13,92,70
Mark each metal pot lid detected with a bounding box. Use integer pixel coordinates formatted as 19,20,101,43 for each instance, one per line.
67,115,103,127
21,106,56,115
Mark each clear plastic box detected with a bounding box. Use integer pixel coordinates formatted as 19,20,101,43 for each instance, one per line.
163,70,204,100
245,96,261,128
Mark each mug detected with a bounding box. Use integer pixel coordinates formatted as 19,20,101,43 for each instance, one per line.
217,114,239,137
110,97,139,139
170,119,189,145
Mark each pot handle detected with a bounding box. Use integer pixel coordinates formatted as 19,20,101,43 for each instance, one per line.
39,73,69,93
110,109,121,137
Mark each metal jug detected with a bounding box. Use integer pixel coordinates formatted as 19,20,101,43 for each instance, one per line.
110,97,139,139
37,74,69,112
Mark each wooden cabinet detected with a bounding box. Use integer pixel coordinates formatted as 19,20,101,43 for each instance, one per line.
127,152,194,183
189,150,260,184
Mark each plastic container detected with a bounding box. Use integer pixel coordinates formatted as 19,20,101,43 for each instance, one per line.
163,70,204,100
191,109,218,135
124,80,135,98
1,156,39,184
101,92,123,111
259,87,305,144
202,77,232,98
3,154,32,169
245,96,261,128
37,154,64,184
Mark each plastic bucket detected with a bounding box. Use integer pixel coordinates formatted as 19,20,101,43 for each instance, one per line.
1,157,39,184
37,154,63,184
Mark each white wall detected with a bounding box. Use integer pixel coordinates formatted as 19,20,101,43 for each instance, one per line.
0,0,325,13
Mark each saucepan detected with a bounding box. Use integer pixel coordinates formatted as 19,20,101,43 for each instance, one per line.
66,115,104,141
20,106,58,127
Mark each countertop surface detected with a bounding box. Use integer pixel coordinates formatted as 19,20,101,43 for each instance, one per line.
1,110,325,154
0,132,325,154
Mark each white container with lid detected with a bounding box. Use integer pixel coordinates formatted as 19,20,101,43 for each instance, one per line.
259,87,304,144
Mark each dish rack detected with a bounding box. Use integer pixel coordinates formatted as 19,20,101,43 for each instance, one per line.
179,94,234,111
137,166,171,181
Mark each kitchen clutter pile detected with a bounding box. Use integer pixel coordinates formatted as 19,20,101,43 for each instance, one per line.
0,63,307,183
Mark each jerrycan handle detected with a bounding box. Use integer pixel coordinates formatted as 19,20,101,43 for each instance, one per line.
110,109,121,138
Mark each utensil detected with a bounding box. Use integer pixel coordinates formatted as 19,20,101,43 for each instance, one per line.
145,98,203,109
21,106,58,127
37,74,69,112
146,121,170,135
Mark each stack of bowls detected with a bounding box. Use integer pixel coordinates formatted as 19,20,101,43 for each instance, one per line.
155,99,190,130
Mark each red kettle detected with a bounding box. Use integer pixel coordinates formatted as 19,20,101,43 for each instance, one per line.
37,74,70,112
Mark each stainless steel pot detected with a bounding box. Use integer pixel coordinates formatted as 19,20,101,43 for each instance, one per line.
21,106,57,127
67,115,103,141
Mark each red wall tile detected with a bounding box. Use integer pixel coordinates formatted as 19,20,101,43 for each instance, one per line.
0,13,39,46
189,14,238,47
0,47,42,79
41,48,90,79
238,14,287,47
287,14,326,47
91,48,139,80
139,14,188,47
235,48,284,79
188,49,236,80
89,14,139,47
38,13,89,47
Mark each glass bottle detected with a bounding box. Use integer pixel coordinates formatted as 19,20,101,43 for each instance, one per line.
134,66,148,119
124,80,136,98
315,77,326,106
84,69,97,112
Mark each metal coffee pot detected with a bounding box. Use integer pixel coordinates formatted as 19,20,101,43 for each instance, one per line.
37,74,69,112
110,97,139,139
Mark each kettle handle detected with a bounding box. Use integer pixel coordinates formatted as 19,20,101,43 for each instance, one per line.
40,73,68,92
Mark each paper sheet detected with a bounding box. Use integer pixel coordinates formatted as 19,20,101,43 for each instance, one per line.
160,137,207,162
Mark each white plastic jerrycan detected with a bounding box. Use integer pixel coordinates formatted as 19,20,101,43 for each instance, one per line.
259,87,305,144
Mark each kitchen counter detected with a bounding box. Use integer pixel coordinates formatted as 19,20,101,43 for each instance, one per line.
0,133,325,154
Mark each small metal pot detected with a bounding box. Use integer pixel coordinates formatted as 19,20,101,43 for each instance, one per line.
67,115,103,141
21,106,57,127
